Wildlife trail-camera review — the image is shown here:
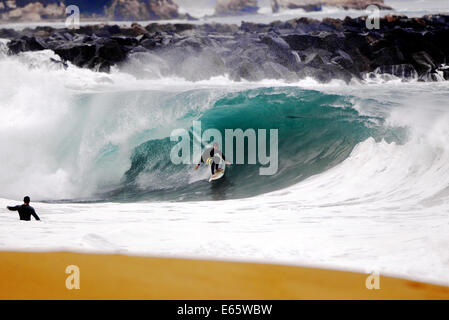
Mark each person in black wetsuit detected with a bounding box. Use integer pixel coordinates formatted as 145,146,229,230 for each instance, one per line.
195,142,230,175
6,196,40,221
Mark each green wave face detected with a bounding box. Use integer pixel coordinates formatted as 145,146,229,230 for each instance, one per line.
103,87,401,202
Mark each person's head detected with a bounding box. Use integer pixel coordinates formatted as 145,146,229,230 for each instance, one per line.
23,196,30,205
213,142,219,150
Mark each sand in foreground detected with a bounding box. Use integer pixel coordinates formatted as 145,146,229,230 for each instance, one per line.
1,251,448,299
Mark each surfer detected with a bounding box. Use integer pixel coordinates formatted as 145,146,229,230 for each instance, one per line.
6,196,40,221
195,142,230,175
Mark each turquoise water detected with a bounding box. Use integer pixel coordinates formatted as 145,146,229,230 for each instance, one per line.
94,87,404,202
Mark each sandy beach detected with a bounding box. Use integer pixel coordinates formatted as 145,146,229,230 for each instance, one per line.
1,251,448,299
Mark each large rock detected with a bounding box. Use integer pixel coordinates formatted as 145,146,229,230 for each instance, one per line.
8,35,47,53
271,0,391,13
53,41,95,67
215,0,259,16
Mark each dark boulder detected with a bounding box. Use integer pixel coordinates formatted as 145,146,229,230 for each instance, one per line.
7,39,29,54
283,34,322,51
260,34,299,69
95,38,126,63
111,36,139,48
371,46,406,68
141,38,160,50
7,36,47,54
54,42,96,67
0,28,20,39
107,25,122,35
412,51,437,78
330,49,354,71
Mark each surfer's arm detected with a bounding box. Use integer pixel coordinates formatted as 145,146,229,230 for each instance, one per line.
196,149,212,169
220,152,231,165
31,208,40,221
6,206,19,211
195,157,204,169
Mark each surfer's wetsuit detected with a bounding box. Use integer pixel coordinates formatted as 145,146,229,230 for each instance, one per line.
198,147,226,175
7,204,40,221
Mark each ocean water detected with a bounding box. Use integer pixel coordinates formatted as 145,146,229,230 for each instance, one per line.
1,2,449,285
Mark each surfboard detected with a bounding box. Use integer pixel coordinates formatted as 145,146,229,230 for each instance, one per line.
209,168,225,182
